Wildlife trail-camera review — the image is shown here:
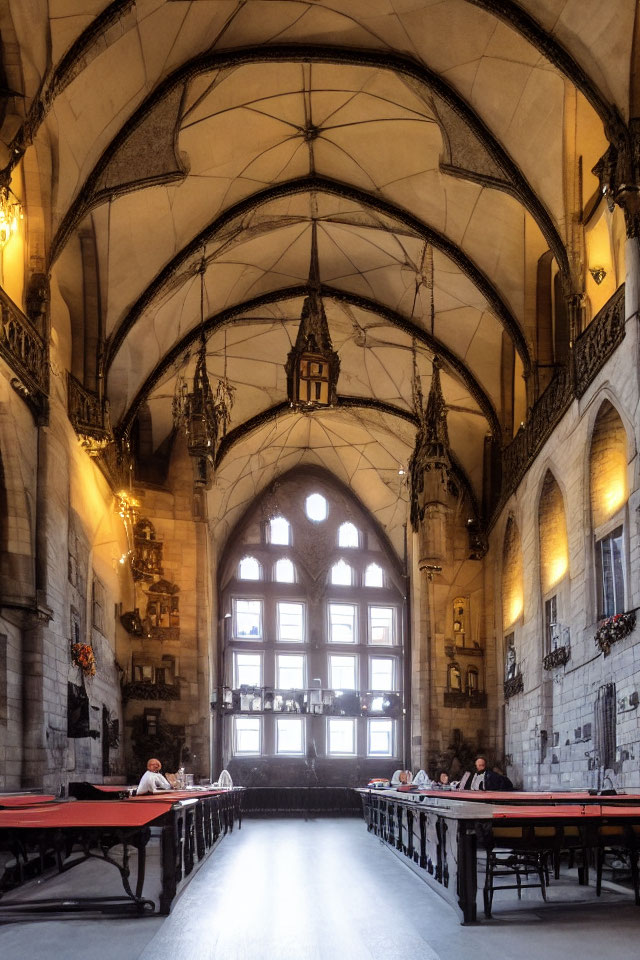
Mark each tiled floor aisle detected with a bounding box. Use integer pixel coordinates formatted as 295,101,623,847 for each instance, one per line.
2,818,640,959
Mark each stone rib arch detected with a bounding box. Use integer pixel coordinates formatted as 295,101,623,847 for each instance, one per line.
115,286,502,444
104,177,531,380
47,44,569,284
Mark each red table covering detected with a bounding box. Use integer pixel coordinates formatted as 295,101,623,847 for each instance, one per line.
0,799,176,829
89,785,135,793
0,795,57,807
492,804,603,819
128,789,225,801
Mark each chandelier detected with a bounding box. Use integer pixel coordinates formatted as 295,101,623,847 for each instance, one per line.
173,257,234,472
0,185,23,248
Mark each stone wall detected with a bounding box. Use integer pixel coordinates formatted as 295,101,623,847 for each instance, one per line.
489,278,640,789
119,438,212,784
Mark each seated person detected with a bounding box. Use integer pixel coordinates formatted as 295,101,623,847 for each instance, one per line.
136,757,173,795
435,770,456,790
458,755,513,791
391,769,412,785
412,769,432,787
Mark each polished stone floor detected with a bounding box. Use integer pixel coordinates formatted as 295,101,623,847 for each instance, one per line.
1,818,640,959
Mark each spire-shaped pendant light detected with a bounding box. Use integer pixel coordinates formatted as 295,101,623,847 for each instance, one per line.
285,219,340,408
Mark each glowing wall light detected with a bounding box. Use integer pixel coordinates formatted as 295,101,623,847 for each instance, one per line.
0,186,23,248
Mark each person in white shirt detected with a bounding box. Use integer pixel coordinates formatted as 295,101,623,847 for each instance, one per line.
136,757,173,795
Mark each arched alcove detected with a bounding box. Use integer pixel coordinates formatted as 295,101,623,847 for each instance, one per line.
589,400,629,619
538,470,569,653
538,471,569,596
590,400,628,531
502,516,524,633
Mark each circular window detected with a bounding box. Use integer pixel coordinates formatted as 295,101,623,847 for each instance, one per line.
305,493,328,522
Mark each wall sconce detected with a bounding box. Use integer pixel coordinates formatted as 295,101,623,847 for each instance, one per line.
0,185,23,248
589,267,606,285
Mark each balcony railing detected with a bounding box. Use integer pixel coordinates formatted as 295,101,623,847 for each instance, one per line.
67,372,112,455
214,686,402,718
443,689,487,709
0,286,48,420
501,285,626,503
122,681,180,703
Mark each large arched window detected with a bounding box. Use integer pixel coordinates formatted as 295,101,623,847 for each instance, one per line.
218,469,405,784
589,401,628,619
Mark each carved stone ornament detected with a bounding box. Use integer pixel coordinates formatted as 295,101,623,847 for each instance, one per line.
132,518,164,582
67,372,112,455
593,119,640,239
144,579,180,640
542,645,571,671
503,672,524,700
0,286,49,422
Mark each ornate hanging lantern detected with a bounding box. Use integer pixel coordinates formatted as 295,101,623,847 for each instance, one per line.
286,219,340,408
173,257,234,475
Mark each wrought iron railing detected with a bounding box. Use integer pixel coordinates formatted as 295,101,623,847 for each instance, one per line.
443,689,487,709
501,285,626,503
574,284,625,397
542,645,571,670
0,285,48,418
122,681,180,703
67,372,112,455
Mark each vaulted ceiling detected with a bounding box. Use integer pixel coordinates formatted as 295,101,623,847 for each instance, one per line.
1,0,634,553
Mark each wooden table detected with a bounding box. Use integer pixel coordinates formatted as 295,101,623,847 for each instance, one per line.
0,788,245,918
356,788,640,924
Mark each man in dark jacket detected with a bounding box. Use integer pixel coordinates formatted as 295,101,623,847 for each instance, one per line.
458,755,513,791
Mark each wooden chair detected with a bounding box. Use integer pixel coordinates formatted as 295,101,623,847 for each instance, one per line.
483,825,549,918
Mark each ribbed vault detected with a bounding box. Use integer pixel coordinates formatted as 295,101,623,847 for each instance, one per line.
1,0,632,540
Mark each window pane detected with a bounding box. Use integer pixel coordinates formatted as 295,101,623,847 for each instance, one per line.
234,717,261,755
276,717,304,754
238,556,261,580
365,563,383,587
234,599,262,639
331,560,353,585
277,654,305,689
369,606,395,645
269,516,290,545
598,526,624,618
305,493,327,522
368,719,393,757
275,558,295,583
611,529,624,614
545,595,558,652
330,655,357,690
329,603,357,643
277,602,304,642
338,522,359,547
234,653,262,687
328,718,356,755
370,657,394,691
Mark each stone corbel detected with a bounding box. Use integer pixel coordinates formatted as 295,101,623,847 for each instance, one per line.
593,118,640,239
